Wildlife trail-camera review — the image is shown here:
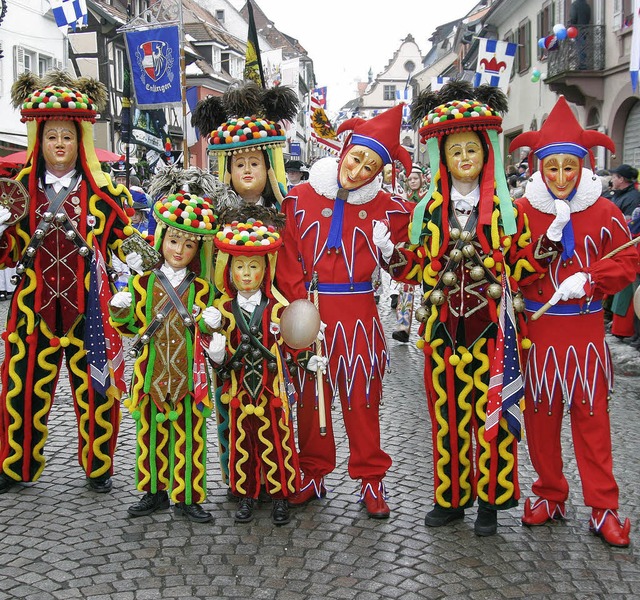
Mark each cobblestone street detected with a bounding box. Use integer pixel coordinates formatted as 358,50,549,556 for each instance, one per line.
0,277,639,599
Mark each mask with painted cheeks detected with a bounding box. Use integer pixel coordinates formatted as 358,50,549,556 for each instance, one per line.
443,131,485,184
338,144,384,191
231,254,266,297
541,153,581,199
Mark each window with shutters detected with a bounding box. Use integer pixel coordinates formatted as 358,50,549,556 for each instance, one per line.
383,85,396,101
114,47,125,92
517,19,531,74
537,2,555,60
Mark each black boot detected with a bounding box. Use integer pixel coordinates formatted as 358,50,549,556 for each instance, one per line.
474,506,498,536
424,505,465,527
271,499,290,525
235,497,255,523
174,502,213,523
87,475,112,493
0,473,16,494
127,491,170,517
390,294,399,310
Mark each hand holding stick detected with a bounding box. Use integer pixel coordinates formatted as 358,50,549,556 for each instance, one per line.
310,272,327,436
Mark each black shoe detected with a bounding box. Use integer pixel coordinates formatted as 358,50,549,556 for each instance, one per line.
174,502,212,523
0,473,16,494
392,330,410,343
424,506,465,527
235,497,255,523
271,499,290,525
88,476,112,493
127,491,170,517
474,506,498,536
390,294,399,310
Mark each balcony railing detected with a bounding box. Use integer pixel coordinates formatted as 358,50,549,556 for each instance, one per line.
546,25,605,78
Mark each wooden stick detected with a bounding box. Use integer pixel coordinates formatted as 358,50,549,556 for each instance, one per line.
531,236,640,321
311,272,327,436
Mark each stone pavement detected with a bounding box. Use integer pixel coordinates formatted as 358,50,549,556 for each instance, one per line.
0,278,639,600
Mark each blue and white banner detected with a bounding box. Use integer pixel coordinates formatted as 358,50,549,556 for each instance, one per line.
50,0,88,33
431,76,450,92
124,25,182,109
473,38,517,92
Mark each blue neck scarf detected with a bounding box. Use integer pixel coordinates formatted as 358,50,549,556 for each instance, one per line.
327,187,348,250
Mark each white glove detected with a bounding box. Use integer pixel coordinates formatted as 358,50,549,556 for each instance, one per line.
546,200,571,242
125,251,144,275
549,272,588,305
317,321,327,341
372,220,394,261
110,291,132,309
201,306,222,330
207,332,227,364
0,206,12,237
307,355,328,373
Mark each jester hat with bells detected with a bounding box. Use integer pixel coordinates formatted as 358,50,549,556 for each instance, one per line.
191,82,299,208
336,103,413,193
10,70,127,204
213,204,287,306
409,80,513,252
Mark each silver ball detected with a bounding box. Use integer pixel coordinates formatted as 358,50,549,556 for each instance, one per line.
16,264,25,274
79,246,90,257
513,293,526,313
449,227,461,240
141,334,150,344
10,275,19,285
43,212,53,222
487,283,502,299
449,249,463,263
25,247,36,257
129,349,138,358
156,312,165,322
428,289,446,306
462,244,476,258
183,317,193,326
442,271,458,287
34,229,45,239
469,266,485,281
415,306,429,323
55,212,66,223
65,230,76,240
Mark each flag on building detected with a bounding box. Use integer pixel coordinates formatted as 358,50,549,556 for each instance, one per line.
395,86,412,128
50,0,88,33
431,76,450,92
631,0,640,91
86,240,127,398
473,38,517,92
310,91,341,155
484,271,524,442
244,0,265,87
124,25,182,109
311,87,328,108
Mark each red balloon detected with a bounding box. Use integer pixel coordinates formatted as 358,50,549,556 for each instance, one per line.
567,26,579,39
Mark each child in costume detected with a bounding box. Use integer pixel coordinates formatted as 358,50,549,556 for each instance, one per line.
375,81,563,535
208,205,313,526
0,70,135,494
110,192,221,523
511,96,635,548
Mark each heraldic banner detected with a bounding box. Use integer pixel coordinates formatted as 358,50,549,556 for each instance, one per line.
124,25,182,109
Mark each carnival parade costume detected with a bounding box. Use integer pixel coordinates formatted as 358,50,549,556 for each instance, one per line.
110,191,221,522
385,82,560,534
209,206,302,525
512,96,634,547
0,71,133,491
277,104,413,518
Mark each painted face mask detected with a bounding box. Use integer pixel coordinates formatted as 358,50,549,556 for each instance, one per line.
541,153,581,199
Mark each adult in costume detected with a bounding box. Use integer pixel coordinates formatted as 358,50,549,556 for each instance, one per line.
110,192,221,523
208,206,309,526
276,104,413,519
512,96,634,548
0,70,134,494
377,81,562,535
191,82,298,489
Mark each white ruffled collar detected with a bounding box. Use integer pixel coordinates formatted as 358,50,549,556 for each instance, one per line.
308,157,383,205
524,168,602,214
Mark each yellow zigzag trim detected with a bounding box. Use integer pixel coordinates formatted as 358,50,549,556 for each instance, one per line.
257,396,280,494
171,403,187,503
454,347,473,507
430,339,452,507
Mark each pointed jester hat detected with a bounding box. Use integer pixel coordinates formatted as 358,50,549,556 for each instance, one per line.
191,82,299,207
409,80,512,243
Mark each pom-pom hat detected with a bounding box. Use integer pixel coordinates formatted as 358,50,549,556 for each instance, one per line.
418,98,503,142
509,95,615,169
154,192,219,240
208,115,286,154
214,217,282,256
19,85,100,123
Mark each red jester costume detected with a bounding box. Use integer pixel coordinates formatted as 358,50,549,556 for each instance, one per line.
511,96,634,548
276,104,413,519
0,72,133,494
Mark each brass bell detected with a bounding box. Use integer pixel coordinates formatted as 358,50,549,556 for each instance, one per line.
43,212,54,222
459,230,473,242
487,283,502,299
415,305,429,323
462,244,475,258
449,248,463,263
34,229,45,239
513,293,526,313
469,266,485,281
428,289,446,306
442,271,458,287
450,227,461,240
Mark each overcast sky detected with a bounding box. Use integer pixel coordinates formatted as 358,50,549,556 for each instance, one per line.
229,0,480,112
